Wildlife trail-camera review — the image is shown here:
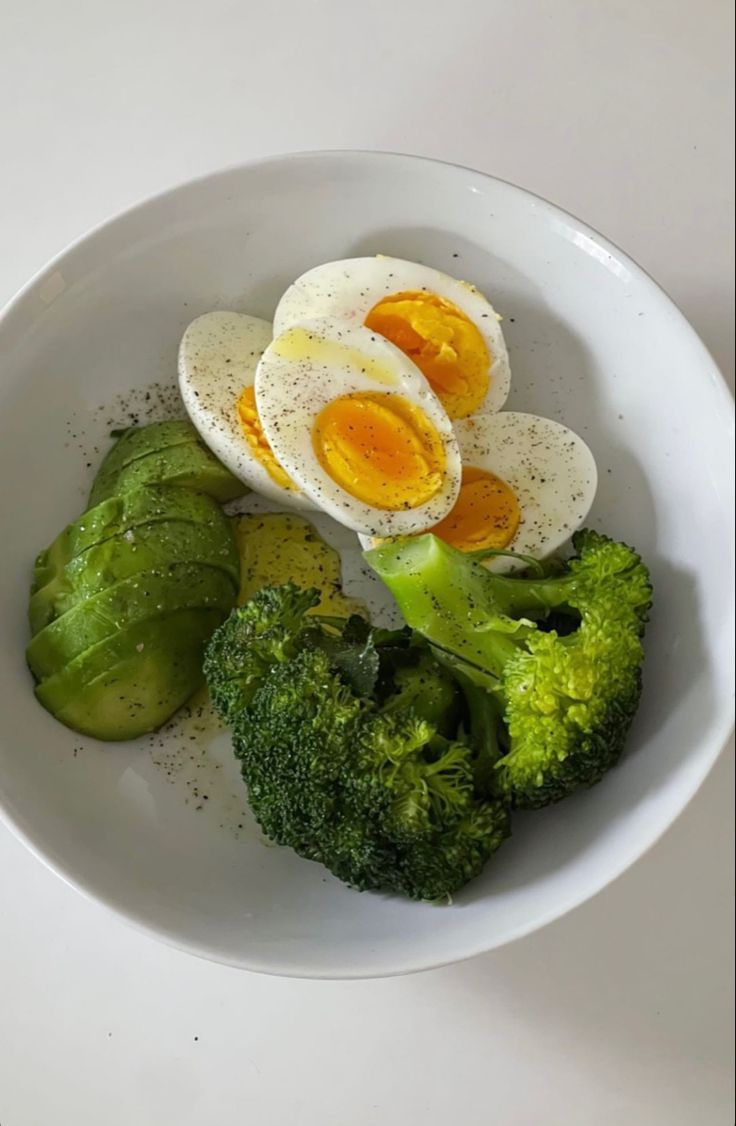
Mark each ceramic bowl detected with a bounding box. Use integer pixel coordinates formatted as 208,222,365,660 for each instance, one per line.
0,152,732,977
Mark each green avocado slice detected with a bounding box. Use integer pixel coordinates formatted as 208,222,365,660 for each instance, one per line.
31,484,230,595
27,563,236,681
35,607,223,741
30,516,238,634
90,436,244,506
89,420,200,487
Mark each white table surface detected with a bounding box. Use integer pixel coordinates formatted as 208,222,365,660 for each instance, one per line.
1,2,734,1123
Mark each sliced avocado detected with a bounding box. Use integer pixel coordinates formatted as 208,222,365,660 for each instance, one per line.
89,420,200,492
30,516,239,634
233,512,367,617
27,563,236,681
31,485,229,594
90,434,244,506
35,607,223,741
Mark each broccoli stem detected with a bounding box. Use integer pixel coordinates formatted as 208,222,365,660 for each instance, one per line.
455,672,505,796
472,572,576,618
365,535,536,680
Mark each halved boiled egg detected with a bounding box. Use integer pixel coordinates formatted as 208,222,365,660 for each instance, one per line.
254,318,461,537
273,257,510,421
360,412,597,571
178,311,315,509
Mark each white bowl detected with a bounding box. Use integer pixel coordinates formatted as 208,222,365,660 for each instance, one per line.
0,152,733,978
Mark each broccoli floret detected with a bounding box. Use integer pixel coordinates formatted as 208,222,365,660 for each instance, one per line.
203,583,321,722
231,647,509,900
205,583,411,721
365,529,652,808
380,651,461,736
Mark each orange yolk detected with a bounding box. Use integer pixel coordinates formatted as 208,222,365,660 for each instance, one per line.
364,290,490,420
431,466,520,552
236,385,297,491
312,392,446,511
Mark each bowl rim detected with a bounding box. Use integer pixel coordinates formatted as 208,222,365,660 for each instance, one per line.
0,149,733,979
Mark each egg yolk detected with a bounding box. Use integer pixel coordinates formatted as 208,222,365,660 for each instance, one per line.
431,466,520,552
236,386,297,491
364,291,490,420
313,392,445,511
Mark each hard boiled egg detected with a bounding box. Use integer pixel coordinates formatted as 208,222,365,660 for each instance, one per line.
274,256,510,421
441,412,597,568
178,311,315,509
359,412,597,571
255,318,461,537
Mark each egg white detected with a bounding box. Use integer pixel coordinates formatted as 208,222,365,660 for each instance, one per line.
178,311,316,510
273,256,511,415
254,317,462,537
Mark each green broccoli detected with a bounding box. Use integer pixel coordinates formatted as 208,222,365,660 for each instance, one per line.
365,529,652,808
232,647,509,900
205,585,510,900
381,651,461,736
203,584,321,722
204,582,399,719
